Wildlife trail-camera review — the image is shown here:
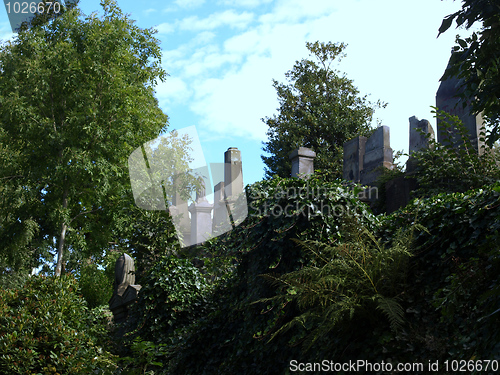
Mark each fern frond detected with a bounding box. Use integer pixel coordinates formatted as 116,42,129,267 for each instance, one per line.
374,294,405,332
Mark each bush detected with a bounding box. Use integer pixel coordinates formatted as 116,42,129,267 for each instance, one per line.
0,275,117,374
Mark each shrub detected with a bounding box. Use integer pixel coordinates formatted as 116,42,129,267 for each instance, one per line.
0,275,117,374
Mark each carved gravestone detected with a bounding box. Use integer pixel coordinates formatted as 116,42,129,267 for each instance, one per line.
289,147,316,179
406,116,435,174
109,253,141,325
360,126,394,186
436,54,485,154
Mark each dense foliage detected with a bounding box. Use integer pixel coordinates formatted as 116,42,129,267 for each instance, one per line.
376,183,500,365
0,0,170,276
0,275,116,374
126,176,379,374
261,41,385,180
113,174,500,374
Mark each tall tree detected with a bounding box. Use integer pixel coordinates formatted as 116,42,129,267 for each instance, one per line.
0,0,169,276
261,41,385,180
438,0,500,147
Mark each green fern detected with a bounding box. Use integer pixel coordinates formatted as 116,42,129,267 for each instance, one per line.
253,215,426,352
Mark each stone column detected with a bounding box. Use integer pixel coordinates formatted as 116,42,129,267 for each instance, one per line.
436,53,485,154
188,178,213,246
343,136,367,183
406,116,435,174
289,147,316,178
212,181,232,236
224,147,243,201
169,189,191,247
360,126,394,186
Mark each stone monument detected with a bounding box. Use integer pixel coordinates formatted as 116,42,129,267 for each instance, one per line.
109,253,141,325
436,53,485,154
343,136,367,183
212,147,247,236
360,126,394,186
406,116,435,174
289,147,316,178
189,177,213,246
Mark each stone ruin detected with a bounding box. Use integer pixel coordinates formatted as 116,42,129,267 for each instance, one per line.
343,125,394,186
341,52,486,213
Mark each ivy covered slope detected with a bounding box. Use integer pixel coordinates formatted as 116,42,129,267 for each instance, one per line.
135,175,380,374
376,183,500,363
127,177,500,374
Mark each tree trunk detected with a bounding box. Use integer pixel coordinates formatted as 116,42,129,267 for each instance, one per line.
55,189,69,277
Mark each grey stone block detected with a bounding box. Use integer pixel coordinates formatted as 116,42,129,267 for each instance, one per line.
289,147,316,178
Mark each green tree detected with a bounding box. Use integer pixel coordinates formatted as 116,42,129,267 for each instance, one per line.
438,0,500,146
0,0,169,276
261,41,385,180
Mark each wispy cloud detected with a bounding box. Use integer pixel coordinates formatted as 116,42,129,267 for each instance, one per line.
156,22,175,34
216,0,272,7
143,8,157,16
175,0,206,8
179,10,255,31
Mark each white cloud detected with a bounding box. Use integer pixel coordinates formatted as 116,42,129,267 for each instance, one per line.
155,76,191,109
259,0,338,23
179,10,255,31
155,22,175,34
143,8,157,16
175,0,206,8
217,0,272,7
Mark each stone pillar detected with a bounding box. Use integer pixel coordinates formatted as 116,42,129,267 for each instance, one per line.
343,136,367,183
406,116,435,174
189,178,213,246
436,53,485,154
224,147,244,201
212,181,232,236
109,253,141,326
289,147,316,178
169,189,191,247
360,126,394,186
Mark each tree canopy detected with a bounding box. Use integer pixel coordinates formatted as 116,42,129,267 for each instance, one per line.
261,41,385,180
0,0,171,276
438,0,500,147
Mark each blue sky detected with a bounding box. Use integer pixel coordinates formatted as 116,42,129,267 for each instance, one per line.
0,0,468,188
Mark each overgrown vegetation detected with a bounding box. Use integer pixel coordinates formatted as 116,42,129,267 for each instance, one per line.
409,109,500,197
0,275,116,374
